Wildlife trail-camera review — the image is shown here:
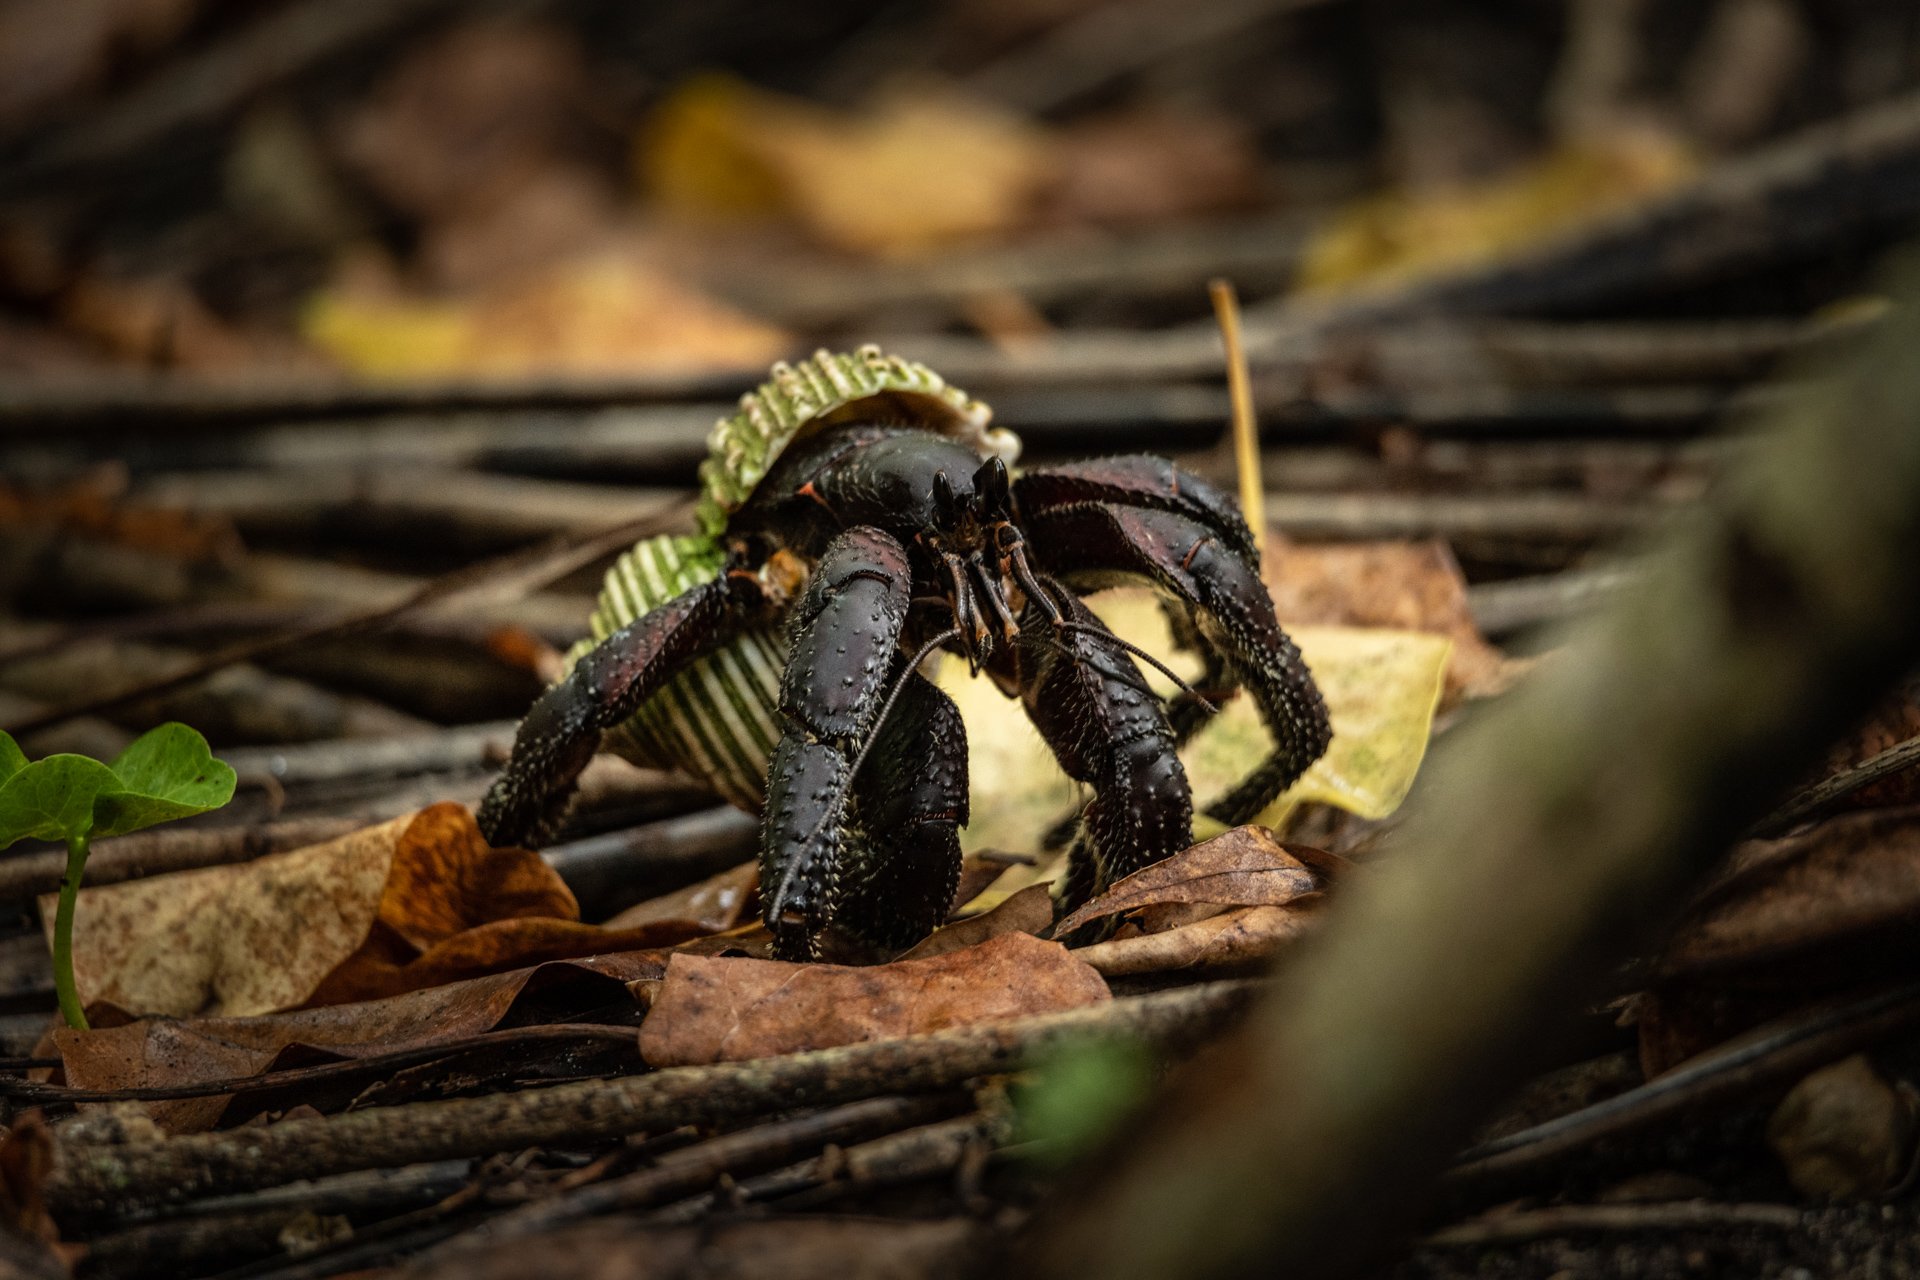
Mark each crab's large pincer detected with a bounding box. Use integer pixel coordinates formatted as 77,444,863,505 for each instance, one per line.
759,527,911,959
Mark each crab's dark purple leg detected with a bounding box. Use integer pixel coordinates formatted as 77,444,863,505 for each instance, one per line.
1014,457,1332,827
1014,592,1192,918
477,574,753,848
760,526,911,960
824,671,969,959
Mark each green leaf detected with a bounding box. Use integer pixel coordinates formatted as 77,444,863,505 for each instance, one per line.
93,723,236,839
0,733,26,786
0,755,121,848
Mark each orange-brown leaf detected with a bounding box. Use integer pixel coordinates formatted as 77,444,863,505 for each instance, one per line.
639,931,1107,1067
55,950,663,1133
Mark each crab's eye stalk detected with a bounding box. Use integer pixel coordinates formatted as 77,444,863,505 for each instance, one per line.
973,456,1011,515
932,470,958,524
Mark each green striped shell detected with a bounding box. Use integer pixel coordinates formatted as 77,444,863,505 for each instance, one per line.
694,344,1019,539
574,347,1017,813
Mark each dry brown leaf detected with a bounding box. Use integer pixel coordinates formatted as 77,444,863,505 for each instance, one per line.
1657,807,1920,982
47,803,674,1018
1055,825,1319,937
1263,533,1508,702
1075,901,1323,977
54,951,662,1133
639,931,1107,1067
47,811,411,1019
901,884,1056,961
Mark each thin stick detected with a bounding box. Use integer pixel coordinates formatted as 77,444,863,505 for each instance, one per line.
1209,279,1268,568
1422,1201,1802,1248
1,505,686,738
1751,732,1920,837
45,980,1255,1212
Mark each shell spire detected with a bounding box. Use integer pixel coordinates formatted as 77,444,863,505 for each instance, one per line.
694,345,1018,538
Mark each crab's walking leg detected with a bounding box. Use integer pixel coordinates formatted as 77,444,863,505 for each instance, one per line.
1015,458,1332,827
760,527,911,960
829,672,969,957
478,575,749,848
1017,594,1192,917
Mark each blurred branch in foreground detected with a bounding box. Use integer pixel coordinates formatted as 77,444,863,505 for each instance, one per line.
1016,244,1920,1279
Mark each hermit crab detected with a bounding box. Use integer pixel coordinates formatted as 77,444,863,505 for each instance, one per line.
478,347,1330,960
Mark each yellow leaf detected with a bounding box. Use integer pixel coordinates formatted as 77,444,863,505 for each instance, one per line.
303,253,789,378
939,589,1450,859
1296,130,1696,295
639,75,1051,256
638,73,791,219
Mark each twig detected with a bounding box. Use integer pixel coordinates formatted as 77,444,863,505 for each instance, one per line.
962,0,1339,114
46,980,1255,1211
1451,980,1920,1181
1,506,684,738
648,1111,1010,1223
0,816,360,902
0,635,433,742
1466,565,1640,636
433,1094,965,1250
1421,1200,1802,1248
134,469,684,550
1265,491,1668,542
1750,733,1920,837
1,0,538,185
217,723,516,791
11,1025,637,1105
78,1163,473,1278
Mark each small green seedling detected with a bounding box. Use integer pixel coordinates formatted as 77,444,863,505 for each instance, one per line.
0,723,235,1029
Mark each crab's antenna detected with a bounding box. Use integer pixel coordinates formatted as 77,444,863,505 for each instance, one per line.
1051,621,1220,717
1028,632,1160,705
776,626,966,922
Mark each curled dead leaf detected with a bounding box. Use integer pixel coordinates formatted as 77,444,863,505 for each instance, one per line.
1658,807,1920,982
639,931,1107,1068
1076,901,1323,977
54,950,662,1133
1055,825,1319,936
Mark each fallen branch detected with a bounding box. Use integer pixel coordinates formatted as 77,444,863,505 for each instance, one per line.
2,506,684,738
46,979,1254,1212
647,1110,1011,1223
1451,980,1920,1181
1421,1200,1802,1248
436,1093,966,1249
